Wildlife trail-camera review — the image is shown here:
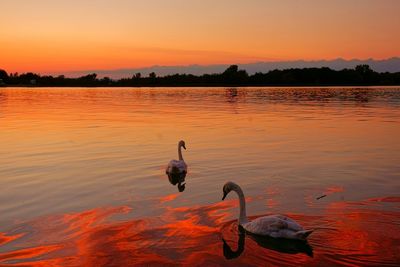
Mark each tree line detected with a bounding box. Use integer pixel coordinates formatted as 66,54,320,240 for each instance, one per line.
1,65,399,87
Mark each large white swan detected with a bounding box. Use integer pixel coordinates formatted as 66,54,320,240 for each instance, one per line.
166,140,187,177
222,181,313,240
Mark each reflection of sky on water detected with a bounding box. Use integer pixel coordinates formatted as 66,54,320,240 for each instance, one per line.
0,87,399,265
1,197,399,266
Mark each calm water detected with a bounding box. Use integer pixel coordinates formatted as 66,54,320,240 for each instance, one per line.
0,87,400,266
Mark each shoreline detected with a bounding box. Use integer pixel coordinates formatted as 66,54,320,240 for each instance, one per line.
2,84,400,88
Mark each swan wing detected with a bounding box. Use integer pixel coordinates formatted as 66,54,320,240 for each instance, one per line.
166,160,187,173
243,215,304,238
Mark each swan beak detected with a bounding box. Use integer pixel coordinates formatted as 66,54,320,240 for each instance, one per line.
183,145,186,150
222,192,227,201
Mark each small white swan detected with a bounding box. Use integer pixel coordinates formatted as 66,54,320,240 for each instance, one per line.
166,140,187,176
222,181,313,240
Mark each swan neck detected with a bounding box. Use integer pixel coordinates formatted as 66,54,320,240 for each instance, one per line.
178,144,184,161
234,186,248,224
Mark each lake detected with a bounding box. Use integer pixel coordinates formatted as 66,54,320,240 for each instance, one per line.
0,87,399,266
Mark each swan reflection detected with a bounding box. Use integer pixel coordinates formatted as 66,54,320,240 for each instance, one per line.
167,172,186,192
222,225,246,259
223,225,313,260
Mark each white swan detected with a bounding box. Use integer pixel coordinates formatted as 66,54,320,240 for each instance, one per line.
222,181,313,240
166,140,187,177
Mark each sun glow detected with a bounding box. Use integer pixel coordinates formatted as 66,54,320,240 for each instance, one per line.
1,0,399,74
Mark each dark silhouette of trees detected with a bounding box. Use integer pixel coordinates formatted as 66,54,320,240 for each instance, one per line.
0,69,9,84
223,65,239,75
79,73,97,81
14,72,40,85
355,64,378,84
1,65,399,87
221,65,249,85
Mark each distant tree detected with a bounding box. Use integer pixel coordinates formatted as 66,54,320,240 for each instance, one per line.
0,69,9,83
223,65,239,75
133,72,141,79
100,77,112,85
355,64,373,75
0,69,8,78
18,72,40,84
79,73,97,80
355,65,376,84
222,65,248,84
149,72,156,79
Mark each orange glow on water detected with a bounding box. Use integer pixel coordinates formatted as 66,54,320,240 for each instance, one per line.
1,87,400,266
0,233,24,247
159,194,181,203
1,199,399,266
321,200,400,266
0,245,62,264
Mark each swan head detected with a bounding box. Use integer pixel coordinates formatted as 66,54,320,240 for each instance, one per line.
222,181,239,200
179,140,186,150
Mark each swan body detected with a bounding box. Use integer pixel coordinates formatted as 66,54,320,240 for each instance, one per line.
242,214,310,239
222,224,313,259
166,160,187,174
222,182,313,240
166,140,187,177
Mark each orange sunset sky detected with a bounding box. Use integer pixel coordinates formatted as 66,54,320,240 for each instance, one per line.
1,0,399,74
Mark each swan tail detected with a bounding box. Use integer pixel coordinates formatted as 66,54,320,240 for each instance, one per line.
295,230,313,240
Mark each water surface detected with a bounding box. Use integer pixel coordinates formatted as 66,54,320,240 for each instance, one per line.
0,87,399,266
